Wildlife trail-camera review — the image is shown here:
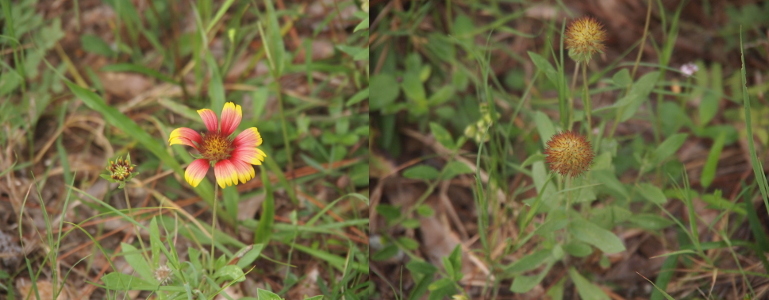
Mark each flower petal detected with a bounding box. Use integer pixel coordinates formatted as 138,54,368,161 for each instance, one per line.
197,109,219,133
169,127,202,149
232,127,263,147
214,160,238,188
184,159,210,187
220,102,242,136
231,147,267,165
230,159,255,184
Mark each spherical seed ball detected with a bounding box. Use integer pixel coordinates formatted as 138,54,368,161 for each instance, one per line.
565,17,607,64
544,131,594,177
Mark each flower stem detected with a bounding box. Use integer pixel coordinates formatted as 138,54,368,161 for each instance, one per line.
210,183,218,269
582,62,592,139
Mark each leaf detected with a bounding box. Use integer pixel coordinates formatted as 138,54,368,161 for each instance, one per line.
592,170,628,198
406,261,437,275
235,244,265,269
120,243,155,283
698,90,719,126
429,122,454,150
534,111,555,149
614,71,659,122
80,34,115,56
101,272,157,291
376,204,401,222
636,183,668,204
510,263,552,293
403,165,440,180
442,161,473,180
346,87,369,106
504,250,551,273
528,51,558,87
568,219,626,254
205,52,225,115
568,268,610,300
701,131,726,188
370,74,399,110
214,265,245,282
256,288,284,300
612,69,631,87
652,133,687,165
401,72,427,114
354,16,369,32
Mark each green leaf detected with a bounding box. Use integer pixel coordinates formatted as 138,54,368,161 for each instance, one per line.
510,263,552,293
427,85,455,106
235,244,265,269
372,244,399,261
258,0,285,77
401,72,427,113
534,111,555,149
698,90,719,126
254,170,274,244
370,74,399,110
652,133,687,165
214,265,245,282
429,122,454,150
101,272,157,291
442,161,473,180
205,52,225,115
406,261,437,275
403,165,440,180
528,51,558,87
80,34,115,56
504,250,551,273
376,204,401,222
568,219,626,254
568,267,610,300
354,16,369,32
701,131,726,188
636,183,668,204
563,241,593,257
256,288,284,300
611,69,631,87
346,87,369,106
614,71,659,122
398,237,419,250
120,243,155,283
592,170,628,198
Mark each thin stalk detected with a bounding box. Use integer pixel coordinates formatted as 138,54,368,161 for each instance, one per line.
581,63,592,138
210,183,219,269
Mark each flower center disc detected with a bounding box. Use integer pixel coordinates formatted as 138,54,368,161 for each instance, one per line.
201,133,232,162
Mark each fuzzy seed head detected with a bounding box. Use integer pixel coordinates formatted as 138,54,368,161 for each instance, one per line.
544,131,594,177
154,265,172,285
565,17,607,64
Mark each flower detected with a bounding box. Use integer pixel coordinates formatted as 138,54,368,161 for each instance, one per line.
101,154,138,189
169,102,266,188
679,63,698,77
544,131,594,177
565,17,607,64
154,265,173,285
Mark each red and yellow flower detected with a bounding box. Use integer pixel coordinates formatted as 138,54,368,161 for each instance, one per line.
169,102,266,188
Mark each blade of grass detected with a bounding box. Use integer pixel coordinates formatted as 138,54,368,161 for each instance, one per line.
739,28,769,217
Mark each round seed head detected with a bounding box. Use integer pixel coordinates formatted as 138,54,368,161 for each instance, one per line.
565,17,607,64
544,131,594,177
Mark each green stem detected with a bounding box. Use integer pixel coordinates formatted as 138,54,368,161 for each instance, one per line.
581,63,592,138
210,183,218,270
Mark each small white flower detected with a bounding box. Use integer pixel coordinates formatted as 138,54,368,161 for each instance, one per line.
154,265,173,285
680,63,699,77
